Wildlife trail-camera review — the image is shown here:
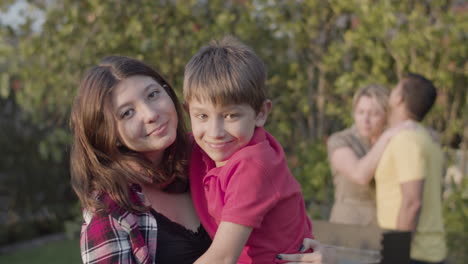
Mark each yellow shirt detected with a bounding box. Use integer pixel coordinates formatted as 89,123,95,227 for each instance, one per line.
375,128,446,262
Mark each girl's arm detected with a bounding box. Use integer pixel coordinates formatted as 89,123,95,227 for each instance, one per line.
194,221,252,264
330,136,389,185
277,238,324,264
81,212,138,264
330,123,411,185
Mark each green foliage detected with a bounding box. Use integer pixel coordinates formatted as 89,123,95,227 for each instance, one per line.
443,176,468,264
0,97,74,245
287,141,332,219
6,1,466,146
64,202,83,240
0,217,65,246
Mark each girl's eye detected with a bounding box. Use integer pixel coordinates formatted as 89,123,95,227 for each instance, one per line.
120,109,134,119
148,90,160,99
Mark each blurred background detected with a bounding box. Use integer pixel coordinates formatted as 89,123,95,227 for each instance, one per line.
0,0,466,263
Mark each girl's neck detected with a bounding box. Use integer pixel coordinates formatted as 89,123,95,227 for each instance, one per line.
369,135,379,145
143,151,164,165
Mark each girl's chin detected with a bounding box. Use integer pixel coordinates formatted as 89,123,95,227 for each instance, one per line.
358,130,371,138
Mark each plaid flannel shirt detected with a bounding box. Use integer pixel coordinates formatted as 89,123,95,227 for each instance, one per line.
80,188,157,264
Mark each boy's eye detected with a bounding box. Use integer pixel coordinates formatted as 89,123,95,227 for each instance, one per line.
120,109,134,119
225,113,239,120
196,114,208,120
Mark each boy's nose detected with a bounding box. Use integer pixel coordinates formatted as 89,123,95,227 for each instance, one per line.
208,119,225,138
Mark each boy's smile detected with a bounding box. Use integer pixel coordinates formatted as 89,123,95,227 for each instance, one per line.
188,100,269,167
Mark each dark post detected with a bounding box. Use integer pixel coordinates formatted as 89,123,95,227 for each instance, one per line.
380,231,411,264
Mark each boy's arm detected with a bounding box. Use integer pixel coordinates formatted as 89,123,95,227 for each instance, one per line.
393,129,426,231
194,221,252,264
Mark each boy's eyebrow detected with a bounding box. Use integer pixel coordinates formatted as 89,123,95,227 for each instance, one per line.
189,104,244,112
224,105,242,110
188,106,207,112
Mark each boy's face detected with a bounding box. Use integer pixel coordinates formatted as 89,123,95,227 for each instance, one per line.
388,81,404,125
188,99,269,167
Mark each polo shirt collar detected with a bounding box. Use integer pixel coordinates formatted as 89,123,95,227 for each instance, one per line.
246,127,267,147
200,127,267,170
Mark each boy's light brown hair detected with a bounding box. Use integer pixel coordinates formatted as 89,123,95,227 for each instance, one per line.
183,36,267,112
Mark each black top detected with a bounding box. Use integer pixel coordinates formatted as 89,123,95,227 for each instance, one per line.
151,209,212,264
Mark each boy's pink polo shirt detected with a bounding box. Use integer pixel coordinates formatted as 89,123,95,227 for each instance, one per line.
190,127,313,263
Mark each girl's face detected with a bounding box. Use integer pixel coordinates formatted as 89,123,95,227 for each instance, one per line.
111,75,178,163
353,95,387,141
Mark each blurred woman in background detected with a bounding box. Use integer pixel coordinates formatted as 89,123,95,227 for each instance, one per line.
327,84,397,226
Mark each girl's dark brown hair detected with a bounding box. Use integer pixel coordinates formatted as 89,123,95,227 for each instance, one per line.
70,56,189,212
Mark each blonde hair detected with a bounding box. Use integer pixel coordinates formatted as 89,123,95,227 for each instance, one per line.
352,84,389,114
183,36,267,112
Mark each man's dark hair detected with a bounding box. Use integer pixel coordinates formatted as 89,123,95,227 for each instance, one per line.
400,73,437,121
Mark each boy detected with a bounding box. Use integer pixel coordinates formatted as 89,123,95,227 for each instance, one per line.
184,36,313,264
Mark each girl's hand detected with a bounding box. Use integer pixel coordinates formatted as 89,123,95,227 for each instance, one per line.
277,238,324,264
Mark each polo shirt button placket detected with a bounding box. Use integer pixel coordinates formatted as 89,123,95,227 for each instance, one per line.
203,175,213,192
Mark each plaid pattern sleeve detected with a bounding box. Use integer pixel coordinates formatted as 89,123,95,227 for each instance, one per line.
80,191,157,264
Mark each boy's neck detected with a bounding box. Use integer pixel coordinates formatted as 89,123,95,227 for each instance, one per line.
215,160,228,167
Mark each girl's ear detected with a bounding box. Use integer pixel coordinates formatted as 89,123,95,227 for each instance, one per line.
183,102,189,113
255,99,272,127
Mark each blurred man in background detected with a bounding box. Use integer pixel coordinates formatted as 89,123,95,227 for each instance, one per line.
375,73,446,264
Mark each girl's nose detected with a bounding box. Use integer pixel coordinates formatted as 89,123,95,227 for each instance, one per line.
143,104,159,123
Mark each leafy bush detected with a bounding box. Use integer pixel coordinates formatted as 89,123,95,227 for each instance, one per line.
287,141,333,219
443,176,468,264
0,96,75,245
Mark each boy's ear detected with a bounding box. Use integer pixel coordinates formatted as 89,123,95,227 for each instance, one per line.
396,90,405,107
394,82,406,106
255,99,272,127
